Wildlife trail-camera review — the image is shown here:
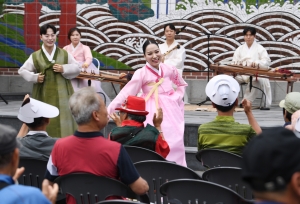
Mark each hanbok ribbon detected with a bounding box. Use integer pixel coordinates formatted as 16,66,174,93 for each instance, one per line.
145,78,164,110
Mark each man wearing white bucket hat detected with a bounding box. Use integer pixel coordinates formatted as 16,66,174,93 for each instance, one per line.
17,96,59,160
198,75,262,155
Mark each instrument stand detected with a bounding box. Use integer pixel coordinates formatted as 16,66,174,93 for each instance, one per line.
197,33,212,106
249,76,269,110
250,86,270,110
0,94,8,104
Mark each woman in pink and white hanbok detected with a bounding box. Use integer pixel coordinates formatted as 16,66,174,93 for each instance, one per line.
63,27,110,105
107,40,188,166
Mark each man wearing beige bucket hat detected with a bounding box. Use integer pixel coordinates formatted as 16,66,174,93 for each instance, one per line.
279,92,300,127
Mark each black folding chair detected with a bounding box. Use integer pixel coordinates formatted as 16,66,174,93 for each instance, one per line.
124,146,166,163
196,149,243,168
160,179,254,204
54,173,149,204
18,157,48,189
134,160,202,204
202,167,253,200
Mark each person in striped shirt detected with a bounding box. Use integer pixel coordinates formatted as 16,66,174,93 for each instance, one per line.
198,75,262,155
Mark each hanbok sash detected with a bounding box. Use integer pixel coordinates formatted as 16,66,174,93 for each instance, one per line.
145,65,164,109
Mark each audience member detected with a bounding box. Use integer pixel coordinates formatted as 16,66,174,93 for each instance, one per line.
109,95,170,158
242,127,300,204
285,110,300,133
45,87,149,203
17,96,59,160
198,75,261,155
279,92,300,127
0,124,58,204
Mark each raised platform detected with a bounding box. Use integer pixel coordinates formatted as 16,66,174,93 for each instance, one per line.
0,100,285,171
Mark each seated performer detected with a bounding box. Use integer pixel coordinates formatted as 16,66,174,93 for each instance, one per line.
198,75,261,155
18,24,80,138
159,23,189,103
63,27,111,105
233,27,272,108
17,95,59,161
109,95,170,158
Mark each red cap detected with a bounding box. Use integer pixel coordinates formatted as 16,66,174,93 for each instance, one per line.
115,95,149,116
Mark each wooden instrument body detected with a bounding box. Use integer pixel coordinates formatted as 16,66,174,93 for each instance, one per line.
210,64,296,93
76,72,128,85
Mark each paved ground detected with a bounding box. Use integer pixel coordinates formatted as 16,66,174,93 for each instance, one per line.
0,100,284,127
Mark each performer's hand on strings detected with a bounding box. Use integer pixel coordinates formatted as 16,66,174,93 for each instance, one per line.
250,62,258,68
82,63,88,68
38,74,45,83
119,73,127,79
53,64,64,73
109,112,122,127
241,99,252,113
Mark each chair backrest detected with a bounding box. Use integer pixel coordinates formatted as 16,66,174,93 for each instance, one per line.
196,149,243,168
18,157,48,189
92,58,101,70
160,179,253,204
134,160,202,204
202,167,253,200
54,173,138,204
124,146,166,163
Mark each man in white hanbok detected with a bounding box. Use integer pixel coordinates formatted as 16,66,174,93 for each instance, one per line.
233,27,272,108
159,24,188,103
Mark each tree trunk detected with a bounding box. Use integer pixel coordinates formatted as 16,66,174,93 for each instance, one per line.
24,0,42,51
58,0,77,47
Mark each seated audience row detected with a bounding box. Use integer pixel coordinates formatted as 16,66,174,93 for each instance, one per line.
0,124,58,204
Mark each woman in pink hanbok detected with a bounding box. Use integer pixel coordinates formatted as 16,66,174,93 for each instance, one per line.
63,27,110,105
107,40,188,166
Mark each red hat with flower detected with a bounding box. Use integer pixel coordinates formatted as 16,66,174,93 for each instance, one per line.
115,95,149,116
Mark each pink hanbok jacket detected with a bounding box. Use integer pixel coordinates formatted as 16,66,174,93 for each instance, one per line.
63,42,101,92
107,63,188,166
63,42,93,66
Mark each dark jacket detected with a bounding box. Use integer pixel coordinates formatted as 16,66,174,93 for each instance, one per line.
18,133,57,161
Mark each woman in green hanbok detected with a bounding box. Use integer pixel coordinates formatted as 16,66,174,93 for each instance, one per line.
18,24,80,138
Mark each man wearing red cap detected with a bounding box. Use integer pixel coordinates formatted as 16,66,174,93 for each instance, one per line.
109,96,170,158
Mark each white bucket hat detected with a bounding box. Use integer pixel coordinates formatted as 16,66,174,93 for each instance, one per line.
18,97,59,123
205,74,240,106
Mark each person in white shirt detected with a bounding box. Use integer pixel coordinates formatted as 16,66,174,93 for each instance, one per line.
18,24,80,137
233,27,272,108
159,24,188,103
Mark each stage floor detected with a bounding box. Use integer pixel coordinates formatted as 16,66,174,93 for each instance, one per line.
0,100,284,128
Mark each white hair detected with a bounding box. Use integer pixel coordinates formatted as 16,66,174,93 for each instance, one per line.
69,87,100,125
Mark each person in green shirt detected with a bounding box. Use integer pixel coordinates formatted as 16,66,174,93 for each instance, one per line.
198,74,262,155
18,24,80,138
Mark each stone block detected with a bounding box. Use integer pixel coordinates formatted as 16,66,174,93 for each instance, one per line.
9,76,33,93
0,116,23,132
0,76,10,92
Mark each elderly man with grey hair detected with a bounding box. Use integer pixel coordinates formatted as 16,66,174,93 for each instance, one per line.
0,124,58,204
45,87,149,203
